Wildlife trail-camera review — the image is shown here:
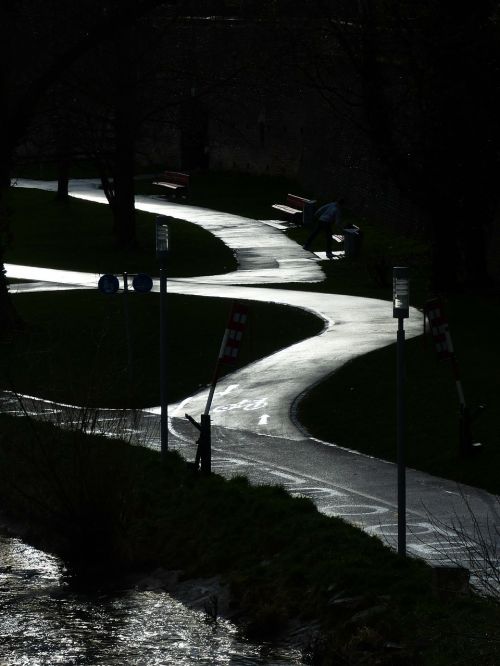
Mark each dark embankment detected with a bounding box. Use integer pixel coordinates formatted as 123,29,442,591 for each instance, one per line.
1,413,499,665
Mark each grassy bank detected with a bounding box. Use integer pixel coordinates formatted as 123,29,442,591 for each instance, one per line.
0,412,499,665
6,186,236,277
137,168,305,221
297,291,500,495
1,291,323,408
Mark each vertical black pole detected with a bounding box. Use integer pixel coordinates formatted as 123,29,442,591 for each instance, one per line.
200,413,211,475
122,271,134,399
160,260,168,457
460,404,472,457
397,316,406,557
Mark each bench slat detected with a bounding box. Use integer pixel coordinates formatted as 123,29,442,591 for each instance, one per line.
286,194,309,209
160,171,189,182
153,181,185,190
153,171,190,192
271,193,316,225
272,204,301,215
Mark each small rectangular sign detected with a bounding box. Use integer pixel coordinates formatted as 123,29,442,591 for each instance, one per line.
424,298,453,360
221,302,249,364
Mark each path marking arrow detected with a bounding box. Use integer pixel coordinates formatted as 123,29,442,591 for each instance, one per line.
258,414,270,425
217,384,239,397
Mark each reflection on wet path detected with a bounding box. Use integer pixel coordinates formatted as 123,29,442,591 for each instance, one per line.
0,533,304,665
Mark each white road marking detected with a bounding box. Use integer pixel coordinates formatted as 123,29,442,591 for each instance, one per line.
213,397,269,412
217,384,239,396
268,470,305,484
323,503,390,517
170,397,192,418
290,487,346,499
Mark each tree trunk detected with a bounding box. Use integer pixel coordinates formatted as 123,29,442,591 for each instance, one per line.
54,121,72,202
55,156,71,202
0,178,24,340
110,30,138,249
0,70,23,338
112,169,136,249
112,102,137,248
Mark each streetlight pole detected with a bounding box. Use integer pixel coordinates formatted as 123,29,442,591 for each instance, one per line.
156,216,169,459
121,271,134,401
393,267,409,557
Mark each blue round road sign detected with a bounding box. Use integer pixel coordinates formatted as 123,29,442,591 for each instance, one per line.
132,273,153,293
98,273,119,294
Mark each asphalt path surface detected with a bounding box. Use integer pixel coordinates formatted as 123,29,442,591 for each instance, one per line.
5,179,500,590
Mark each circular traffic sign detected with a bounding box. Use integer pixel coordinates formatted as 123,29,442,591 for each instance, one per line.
98,273,119,294
132,273,153,293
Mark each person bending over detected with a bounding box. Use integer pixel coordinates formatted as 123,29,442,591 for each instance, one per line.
303,198,345,259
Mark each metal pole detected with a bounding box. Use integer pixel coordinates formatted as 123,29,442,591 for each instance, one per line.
122,272,134,399
160,260,168,457
200,413,211,475
397,316,406,557
204,328,230,416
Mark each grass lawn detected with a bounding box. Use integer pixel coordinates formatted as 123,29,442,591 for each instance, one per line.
6,187,237,277
137,168,306,221
298,292,500,494
2,290,323,408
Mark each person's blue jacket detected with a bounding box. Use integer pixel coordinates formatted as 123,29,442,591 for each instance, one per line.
315,202,341,227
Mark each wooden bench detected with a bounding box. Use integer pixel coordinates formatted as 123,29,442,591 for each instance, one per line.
328,225,361,241
328,225,362,256
272,193,316,225
153,171,190,196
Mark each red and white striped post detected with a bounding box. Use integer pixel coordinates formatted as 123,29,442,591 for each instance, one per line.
204,301,249,416
187,301,249,474
424,299,466,408
424,298,479,456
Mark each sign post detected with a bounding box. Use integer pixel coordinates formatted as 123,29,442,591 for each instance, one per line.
122,272,133,396
156,216,169,459
98,273,120,295
204,301,249,416
97,271,153,405
424,298,482,456
393,267,409,558
186,301,249,474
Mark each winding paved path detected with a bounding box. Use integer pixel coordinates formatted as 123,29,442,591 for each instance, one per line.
9,178,422,440
5,179,500,589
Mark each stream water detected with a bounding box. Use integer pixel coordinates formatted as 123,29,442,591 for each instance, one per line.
0,533,305,665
